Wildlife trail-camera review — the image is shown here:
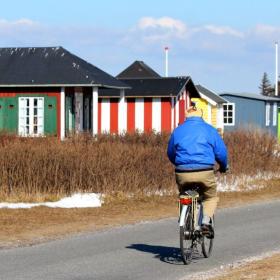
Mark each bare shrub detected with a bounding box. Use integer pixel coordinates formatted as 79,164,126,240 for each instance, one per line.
0,129,278,199
224,129,279,175
0,133,175,198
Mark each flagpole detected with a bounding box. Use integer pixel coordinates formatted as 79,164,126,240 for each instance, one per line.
165,47,169,77
275,42,278,96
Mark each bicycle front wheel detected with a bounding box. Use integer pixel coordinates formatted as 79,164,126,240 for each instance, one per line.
201,216,214,258
179,206,194,264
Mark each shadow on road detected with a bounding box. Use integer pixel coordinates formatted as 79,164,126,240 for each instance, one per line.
126,244,201,265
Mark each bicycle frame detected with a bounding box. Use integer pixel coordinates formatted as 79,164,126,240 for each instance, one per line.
178,189,214,264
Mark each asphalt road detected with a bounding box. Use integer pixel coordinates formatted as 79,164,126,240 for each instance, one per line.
0,200,280,280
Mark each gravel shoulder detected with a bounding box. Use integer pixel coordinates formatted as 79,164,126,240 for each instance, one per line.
191,251,280,280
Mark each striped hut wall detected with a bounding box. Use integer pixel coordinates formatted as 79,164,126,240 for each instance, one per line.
179,99,185,125
179,91,186,125
110,99,119,133
161,97,172,132
186,90,191,109
175,96,179,127
144,98,153,132
152,98,161,132
101,98,110,133
135,98,144,132
125,97,173,133
173,97,177,128
118,91,126,134
98,99,102,133
171,97,175,131
97,97,174,134
126,98,135,133
98,98,121,134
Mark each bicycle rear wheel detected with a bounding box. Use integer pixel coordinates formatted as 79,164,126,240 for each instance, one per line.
201,216,214,258
179,207,194,264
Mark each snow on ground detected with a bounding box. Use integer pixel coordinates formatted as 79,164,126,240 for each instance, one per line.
0,171,279,208
217,171,280,192
0,193,103,209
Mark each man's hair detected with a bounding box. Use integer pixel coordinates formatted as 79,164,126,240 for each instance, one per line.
185,106,203,118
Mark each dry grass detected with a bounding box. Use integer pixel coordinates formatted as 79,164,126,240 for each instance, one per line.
213,253,280,280
0,192,62,203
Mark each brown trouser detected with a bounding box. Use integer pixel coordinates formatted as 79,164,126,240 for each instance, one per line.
176,170,219,218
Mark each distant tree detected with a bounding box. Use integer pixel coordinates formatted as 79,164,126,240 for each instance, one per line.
259,72,273,96
269,81,280,97
269,79,280,97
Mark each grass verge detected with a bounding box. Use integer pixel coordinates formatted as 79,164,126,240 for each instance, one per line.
0,179,279,249
213,253,280,280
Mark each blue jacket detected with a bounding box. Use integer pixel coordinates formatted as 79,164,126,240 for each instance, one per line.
167,117,228,171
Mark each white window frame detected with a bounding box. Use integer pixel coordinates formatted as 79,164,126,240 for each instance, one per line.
272,102,277,126
223,103,235,126
217,104,224,129
265,103,270,126
18,97,44,137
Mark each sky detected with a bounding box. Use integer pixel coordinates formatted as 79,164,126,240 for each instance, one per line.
1,0,280,93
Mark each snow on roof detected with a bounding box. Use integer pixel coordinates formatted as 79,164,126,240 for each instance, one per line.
220,92,280,102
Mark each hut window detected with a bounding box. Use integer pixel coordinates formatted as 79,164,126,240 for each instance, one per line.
223,103,235,126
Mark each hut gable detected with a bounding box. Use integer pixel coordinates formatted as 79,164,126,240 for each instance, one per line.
117,61,161,79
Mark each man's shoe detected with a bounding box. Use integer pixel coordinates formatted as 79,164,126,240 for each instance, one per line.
201,223,214,239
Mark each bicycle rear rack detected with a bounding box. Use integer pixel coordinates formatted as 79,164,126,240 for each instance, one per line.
179,191,200,229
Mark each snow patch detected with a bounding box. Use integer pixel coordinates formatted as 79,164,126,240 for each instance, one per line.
0,193,103,209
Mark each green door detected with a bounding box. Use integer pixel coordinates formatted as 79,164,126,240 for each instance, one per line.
0,97,18,133
44,96,57,136
0,98,4,131
6,98,17,133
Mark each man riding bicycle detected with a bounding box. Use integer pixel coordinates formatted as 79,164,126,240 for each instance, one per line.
167,105,228,234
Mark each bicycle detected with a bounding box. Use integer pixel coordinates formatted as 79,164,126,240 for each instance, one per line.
179,188,214,264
